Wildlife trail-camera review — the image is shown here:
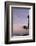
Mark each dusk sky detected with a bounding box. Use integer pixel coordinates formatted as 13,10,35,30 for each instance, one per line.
12,7,30,35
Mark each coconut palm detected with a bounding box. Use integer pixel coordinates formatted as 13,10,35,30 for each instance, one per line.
23,15,29,30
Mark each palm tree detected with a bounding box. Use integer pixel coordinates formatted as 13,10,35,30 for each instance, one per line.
27,15,29,29
23,15,29,30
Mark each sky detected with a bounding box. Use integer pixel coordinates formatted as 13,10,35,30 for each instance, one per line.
12,7,30,35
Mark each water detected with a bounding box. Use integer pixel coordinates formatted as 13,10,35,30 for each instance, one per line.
12,28,29,36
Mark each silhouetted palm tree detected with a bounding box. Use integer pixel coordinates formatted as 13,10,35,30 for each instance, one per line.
23,15,29,30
